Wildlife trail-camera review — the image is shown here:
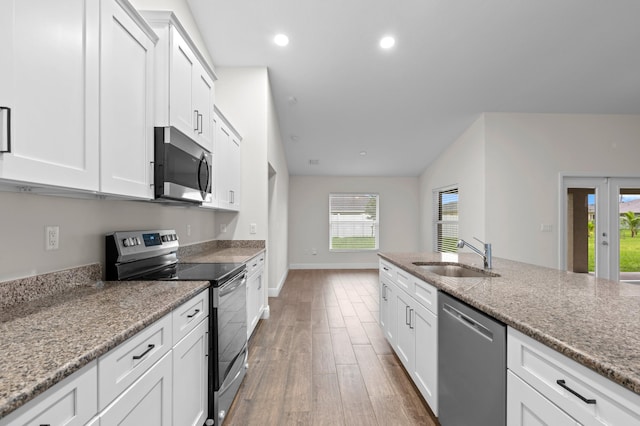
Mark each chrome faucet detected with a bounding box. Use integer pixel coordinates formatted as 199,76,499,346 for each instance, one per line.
457,237,492,269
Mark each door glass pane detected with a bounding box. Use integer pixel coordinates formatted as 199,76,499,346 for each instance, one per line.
619,189,640,282
567,188,596,274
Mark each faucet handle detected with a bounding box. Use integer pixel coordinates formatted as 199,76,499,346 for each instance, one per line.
473,236,487,246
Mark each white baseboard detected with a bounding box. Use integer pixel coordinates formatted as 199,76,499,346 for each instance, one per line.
289,262,378,270
261,305,270,319
268,268,289,297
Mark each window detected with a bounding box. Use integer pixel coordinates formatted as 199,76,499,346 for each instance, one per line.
434,187,458,253
330,193,379,251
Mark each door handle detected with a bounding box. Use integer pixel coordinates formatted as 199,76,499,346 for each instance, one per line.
409,309,414,329
198,113,203,134
194,109,199,131
556,379,596,404
0,107,11,153
405,305,411,326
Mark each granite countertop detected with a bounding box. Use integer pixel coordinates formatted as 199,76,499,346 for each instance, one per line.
379,252,640,396
180,246,265,264
0,276,209,419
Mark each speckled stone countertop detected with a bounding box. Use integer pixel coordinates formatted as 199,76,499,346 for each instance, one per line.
379,252,640,396
0,275,209,419
179,240,265,264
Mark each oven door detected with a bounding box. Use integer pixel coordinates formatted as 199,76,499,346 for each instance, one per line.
213,271,247,389
154,126,212,204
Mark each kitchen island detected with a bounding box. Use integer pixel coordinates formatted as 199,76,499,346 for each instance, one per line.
379,252,640,396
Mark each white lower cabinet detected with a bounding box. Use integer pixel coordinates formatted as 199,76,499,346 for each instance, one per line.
100,351,172,426
246,253,266,338
379,259,438,416
507,327,640,426
508,370,579,426
0,361,97,426
173,319,208,426
0,290,209,426
379,277,396,346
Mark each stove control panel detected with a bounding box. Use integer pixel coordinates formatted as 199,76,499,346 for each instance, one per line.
106,230,179,264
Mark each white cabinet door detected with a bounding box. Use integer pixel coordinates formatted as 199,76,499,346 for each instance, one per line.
247,269,264,337
412,301,438,416
99,0,155,199
0,0,99,191
379,279,396,346
394,289,414,372
192,64,214,152
169,28,197,140
213,108,241,211
508,371,580,426
100,351,172,426
173,319,208,426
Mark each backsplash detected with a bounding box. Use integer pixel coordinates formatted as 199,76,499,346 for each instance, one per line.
0,264,102,309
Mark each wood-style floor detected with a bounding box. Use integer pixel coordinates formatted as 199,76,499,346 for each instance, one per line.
224,269,439,426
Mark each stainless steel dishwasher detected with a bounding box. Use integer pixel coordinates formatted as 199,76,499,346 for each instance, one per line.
438,291,506,426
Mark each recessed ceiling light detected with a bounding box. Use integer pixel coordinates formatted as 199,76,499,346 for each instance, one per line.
290,135,299,143
379,36,395,49
359,151,367,156
274,34,289,47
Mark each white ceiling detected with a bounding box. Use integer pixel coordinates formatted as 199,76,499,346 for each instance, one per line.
187,0,640,177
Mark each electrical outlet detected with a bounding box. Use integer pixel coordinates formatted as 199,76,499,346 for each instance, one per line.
250,223,257,234
220,223,227,233
46,226,59,250
186,224,192,237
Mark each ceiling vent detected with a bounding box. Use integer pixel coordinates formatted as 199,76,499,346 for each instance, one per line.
309,159,320,165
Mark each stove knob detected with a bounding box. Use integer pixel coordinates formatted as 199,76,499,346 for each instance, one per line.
161,235,168,242
135,237,141,245
173,234,178,241
122,238,131,247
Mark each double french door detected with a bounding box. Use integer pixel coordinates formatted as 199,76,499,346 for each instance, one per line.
562,176,640,282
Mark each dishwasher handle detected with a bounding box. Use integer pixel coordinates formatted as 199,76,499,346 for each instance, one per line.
443,302,494,341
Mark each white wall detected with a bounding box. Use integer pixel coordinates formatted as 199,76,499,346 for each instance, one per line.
267,78,290,294
0,192,216,281
484,113,640,267
419,115,486,251
418,113,640,269
289,176,420,269
212,68,269,242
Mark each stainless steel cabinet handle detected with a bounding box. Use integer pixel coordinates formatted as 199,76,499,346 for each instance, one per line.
556,379,596,404
194,110,200,131
405,305,411,325
133,344,155,360
198,113,203,134
0,107,11,153
409,309,414,329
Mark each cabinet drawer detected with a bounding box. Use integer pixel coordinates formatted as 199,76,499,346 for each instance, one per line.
98,314,172,410
413,278,437,315
246,253,265,276
173,289,209,344
379,259,396,282
0,361,97,426
508,327,640,426
395,268,412,293
507,370,580,426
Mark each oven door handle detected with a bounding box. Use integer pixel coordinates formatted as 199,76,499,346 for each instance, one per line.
219,273,247,297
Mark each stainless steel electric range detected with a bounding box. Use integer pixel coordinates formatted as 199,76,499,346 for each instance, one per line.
105,230,248,426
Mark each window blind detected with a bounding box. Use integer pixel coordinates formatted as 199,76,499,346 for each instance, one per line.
329,193,379,251
434,188,458,253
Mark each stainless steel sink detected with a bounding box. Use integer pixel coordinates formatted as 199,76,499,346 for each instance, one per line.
412,263,500,278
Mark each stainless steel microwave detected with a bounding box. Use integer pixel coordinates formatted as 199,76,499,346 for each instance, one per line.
154,127,212,204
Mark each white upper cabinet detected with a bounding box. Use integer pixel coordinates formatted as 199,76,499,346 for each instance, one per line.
213,107,242,211
99,0,157,199
0,0,100,191
0,0,157,200
141,11,216,152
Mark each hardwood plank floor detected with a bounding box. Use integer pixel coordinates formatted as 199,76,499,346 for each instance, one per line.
224,269,438,426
